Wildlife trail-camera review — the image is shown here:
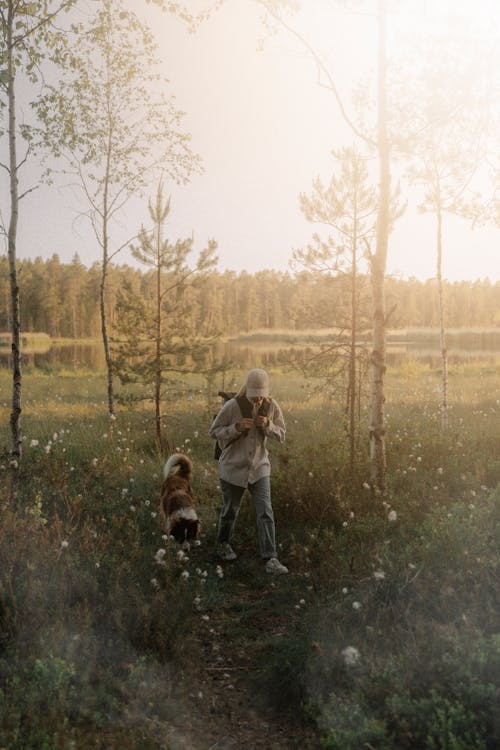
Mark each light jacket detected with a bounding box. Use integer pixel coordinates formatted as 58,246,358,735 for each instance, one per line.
209,396,286,487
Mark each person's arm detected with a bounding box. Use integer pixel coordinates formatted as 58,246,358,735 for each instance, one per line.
261,399,286,443
209,400,252,448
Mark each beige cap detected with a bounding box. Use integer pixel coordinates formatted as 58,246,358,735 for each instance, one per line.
246,368,270,398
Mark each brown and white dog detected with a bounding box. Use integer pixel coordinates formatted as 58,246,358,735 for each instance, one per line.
159,453,201,544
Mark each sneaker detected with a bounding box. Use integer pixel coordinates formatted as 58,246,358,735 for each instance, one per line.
217,542,237,561
265,557,289,575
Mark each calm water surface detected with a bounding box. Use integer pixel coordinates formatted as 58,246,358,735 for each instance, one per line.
0,331,499,372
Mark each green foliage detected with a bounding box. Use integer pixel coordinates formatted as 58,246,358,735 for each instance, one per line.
0,366,498,747
35,0,200,196
1,254,499,338
112,184,218,447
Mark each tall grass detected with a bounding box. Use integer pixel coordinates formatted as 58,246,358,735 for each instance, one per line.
0,362,498,749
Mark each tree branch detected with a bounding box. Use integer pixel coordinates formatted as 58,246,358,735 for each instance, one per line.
257,0,376,148
19,185,39,201
11,0,74,49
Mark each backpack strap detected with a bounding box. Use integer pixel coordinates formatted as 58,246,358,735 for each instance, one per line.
235,394,253,419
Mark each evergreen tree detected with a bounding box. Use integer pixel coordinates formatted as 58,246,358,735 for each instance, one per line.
294,146,378,471
113,184,217,451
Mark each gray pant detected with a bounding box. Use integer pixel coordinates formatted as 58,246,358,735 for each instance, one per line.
217,476,277,559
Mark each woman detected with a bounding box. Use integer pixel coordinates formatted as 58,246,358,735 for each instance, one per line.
209,368,288,574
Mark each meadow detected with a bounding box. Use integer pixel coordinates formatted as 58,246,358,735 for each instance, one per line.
0,360,499,749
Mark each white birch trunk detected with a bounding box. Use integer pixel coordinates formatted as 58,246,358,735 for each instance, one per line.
369,0,390,495
436,203,448,430
7,1,22,460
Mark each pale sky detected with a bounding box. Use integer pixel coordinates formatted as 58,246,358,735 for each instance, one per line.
5,0,500,282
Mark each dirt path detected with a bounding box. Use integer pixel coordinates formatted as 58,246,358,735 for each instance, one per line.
161,556,320,750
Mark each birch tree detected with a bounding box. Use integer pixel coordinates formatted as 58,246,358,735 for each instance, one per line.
0,0,73,460
407,47,489,430
35,0,201,419
258,0,393,494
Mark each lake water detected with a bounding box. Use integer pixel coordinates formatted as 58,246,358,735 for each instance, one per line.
0,331,499,372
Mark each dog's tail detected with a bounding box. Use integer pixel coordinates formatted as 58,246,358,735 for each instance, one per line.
163,452,193,480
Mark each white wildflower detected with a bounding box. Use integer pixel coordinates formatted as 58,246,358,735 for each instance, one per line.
61,540,69,549
30,439,39,448
341,646,361,666
216,565,224,579
352,601,362,611
155,548,166,565
362,482,370,490
373,570,385,580
388,509,398,522
150,578,160,589
180,570,190,581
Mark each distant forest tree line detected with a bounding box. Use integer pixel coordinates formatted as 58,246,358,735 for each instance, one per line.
0,254,498,339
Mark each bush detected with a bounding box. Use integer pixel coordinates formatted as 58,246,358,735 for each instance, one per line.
0,367,498,748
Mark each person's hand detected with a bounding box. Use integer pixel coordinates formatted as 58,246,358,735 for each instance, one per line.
237,418,254,432
254,415,269,428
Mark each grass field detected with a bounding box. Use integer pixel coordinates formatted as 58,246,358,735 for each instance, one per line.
0,362,499,749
